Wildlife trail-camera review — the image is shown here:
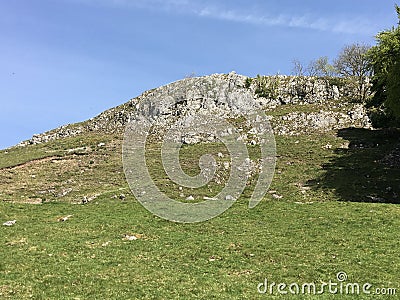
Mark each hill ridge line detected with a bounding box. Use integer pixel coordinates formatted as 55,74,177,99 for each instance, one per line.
16,72,371,147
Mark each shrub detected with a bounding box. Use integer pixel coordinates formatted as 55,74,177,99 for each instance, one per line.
254,75,280,99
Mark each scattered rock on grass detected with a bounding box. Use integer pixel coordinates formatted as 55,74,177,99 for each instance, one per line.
57,215,73,222
123,234,138,241
2,220,16,226
366,195,385,202
81,194,99,204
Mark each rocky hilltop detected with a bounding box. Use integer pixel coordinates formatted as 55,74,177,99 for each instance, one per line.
18,72,371,146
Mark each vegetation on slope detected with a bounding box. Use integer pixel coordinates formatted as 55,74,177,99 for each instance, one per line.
1,114,399,298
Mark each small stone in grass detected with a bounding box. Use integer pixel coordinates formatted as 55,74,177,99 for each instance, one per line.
124,234,138,241
3,220,16,226
57,215,73,222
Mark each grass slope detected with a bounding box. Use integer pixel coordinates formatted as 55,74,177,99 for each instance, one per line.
0,105,399,299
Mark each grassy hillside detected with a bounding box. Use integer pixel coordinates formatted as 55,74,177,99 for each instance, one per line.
1,101,399,299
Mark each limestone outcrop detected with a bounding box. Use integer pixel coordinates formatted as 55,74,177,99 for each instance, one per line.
17,72,371,147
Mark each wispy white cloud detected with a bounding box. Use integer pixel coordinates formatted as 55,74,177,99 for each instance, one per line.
197,7,324,30
70,0,375,35
189,4,373,35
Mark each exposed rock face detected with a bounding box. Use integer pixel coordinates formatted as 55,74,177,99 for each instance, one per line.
128,72,258,128
271,104,371,135
17,72,371,147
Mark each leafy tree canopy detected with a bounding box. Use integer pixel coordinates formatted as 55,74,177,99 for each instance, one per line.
367,4,400,125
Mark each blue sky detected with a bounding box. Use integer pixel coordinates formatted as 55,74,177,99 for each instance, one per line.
0,0,397,149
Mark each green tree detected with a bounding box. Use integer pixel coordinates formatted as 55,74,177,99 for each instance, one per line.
367,4,400,126
334,43,371,102
387,53,400,117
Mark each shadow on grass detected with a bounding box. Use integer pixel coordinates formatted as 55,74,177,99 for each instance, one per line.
309,127,400,204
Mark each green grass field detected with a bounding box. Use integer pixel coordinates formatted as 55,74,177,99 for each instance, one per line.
0,124,399,299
